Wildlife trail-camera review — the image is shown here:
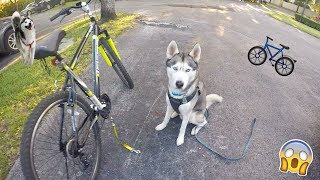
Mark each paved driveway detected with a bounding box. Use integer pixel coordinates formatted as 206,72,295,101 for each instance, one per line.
8,0,320,179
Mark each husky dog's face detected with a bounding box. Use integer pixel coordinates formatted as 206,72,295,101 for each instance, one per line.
20,14,34,31
166,41,201,91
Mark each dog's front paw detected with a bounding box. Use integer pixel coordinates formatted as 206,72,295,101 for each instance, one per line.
191,126,198,135
176,136,184,146
155,123,167,131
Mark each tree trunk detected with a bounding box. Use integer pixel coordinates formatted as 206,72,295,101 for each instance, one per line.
100,0,116,23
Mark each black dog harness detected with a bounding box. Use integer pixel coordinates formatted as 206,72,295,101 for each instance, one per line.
168,87,200,114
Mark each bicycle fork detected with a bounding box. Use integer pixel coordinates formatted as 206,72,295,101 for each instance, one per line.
98,29,122,67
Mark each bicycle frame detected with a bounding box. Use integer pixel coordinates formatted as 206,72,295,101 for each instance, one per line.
62,23,120,100
263,37,285,62
55,2,119,151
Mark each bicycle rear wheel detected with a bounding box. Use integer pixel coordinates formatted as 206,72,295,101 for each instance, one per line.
20,92,101,180
248,46,267,65
275,57,294,76
100,38,134,89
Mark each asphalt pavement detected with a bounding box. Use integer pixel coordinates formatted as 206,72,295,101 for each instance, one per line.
7,0,320,179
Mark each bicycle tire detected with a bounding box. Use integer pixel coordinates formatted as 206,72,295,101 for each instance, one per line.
275,56,294,76
100,38,134,89
248,46,267,65
20,92,101,180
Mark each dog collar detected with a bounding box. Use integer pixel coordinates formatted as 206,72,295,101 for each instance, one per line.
170,91,184,97
168,86,200,114
21,40,34,49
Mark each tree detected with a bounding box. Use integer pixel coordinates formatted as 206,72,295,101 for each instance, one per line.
100,0,116,23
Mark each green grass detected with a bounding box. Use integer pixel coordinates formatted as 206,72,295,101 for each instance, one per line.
267,11,320,39
0,13,139,179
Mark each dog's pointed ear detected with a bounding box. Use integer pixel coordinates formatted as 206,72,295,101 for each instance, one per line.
189,43,201,62
167,41,179,59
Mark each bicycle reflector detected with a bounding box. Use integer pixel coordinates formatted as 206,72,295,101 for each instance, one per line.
51,59,57,66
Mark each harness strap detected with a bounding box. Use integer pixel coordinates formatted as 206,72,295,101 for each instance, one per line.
21,40,34,49
168,86,200,114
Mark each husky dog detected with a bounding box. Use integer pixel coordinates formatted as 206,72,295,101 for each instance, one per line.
156,41,223,146
11,11,36,65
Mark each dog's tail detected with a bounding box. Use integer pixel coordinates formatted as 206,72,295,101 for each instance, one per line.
11,11,20,30
206,94,223,108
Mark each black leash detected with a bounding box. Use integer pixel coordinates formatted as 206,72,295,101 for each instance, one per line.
195,118,257,161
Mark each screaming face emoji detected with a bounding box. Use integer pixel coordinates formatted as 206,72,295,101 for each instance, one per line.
279,139,313,176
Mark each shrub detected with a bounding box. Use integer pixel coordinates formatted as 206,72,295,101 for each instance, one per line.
295,13,320,30
0,0,32,18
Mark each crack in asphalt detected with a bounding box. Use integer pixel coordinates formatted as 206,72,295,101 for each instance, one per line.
138,20,189,30
164,4,235,12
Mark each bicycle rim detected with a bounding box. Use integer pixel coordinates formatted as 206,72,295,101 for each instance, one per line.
248,46,267,65
275,57,294,76
29,96,100,179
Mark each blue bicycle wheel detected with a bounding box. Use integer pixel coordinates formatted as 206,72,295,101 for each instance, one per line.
248,46,267,65
275,57,294,76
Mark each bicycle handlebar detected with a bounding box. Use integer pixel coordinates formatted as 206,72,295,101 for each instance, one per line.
50,0,92,22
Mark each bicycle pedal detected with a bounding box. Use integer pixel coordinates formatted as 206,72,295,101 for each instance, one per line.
272,65,275,67
99,93,111,119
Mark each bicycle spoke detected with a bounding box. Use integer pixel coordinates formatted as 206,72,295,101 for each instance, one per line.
253,49,257,54
36,138,59,145
34,150,61,163
38,132,59,141
72,157,80,180
23,93,100,179
39,155,64,178
36,152,62,172
33,149,61,160
36,147,60,151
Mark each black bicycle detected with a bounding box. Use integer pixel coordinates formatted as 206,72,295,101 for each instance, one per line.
20,1,133,179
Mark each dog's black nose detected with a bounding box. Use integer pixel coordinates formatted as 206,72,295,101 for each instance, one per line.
176,81,184,89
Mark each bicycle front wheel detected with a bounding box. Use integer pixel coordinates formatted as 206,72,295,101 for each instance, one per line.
100,38,134,89
275,57,294,76
248,46,267,65
20,92,101,180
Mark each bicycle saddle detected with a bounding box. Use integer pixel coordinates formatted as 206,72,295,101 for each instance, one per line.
34,30,66,59
280,44,290,50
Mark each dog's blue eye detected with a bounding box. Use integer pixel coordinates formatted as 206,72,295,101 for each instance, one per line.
186,69,191,72
173,67,178,71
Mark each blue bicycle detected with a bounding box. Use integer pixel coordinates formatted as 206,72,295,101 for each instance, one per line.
248,36,296,76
